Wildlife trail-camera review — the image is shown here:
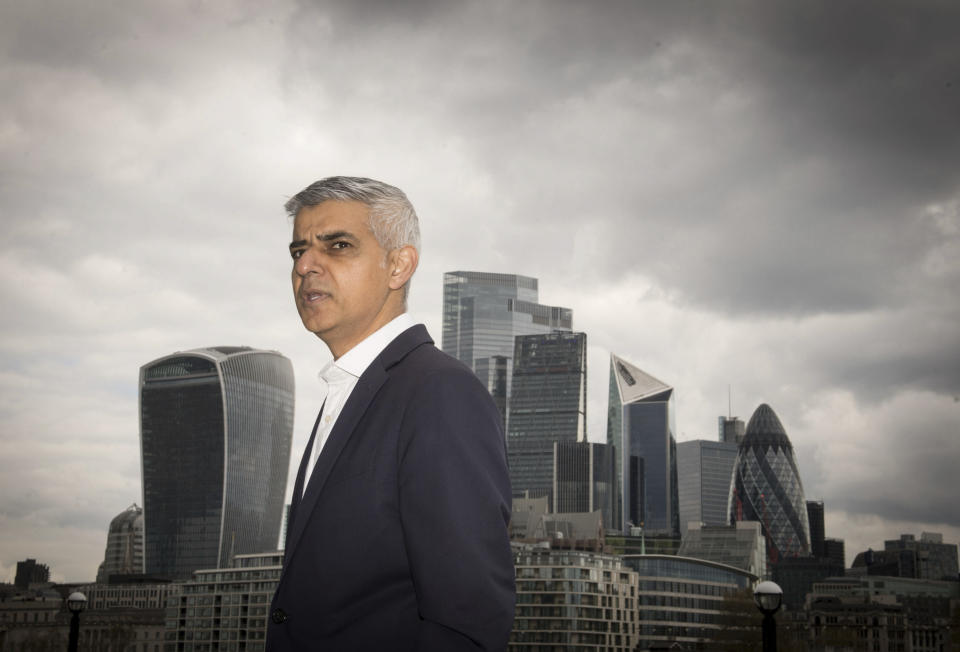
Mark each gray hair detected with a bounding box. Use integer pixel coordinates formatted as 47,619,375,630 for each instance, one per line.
284,176,421,253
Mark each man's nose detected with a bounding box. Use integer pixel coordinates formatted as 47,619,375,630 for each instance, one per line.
295,248,323,276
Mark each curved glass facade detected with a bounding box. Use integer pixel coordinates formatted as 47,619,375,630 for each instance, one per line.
140,347,294,580
729,403,811,564
624,554,756,649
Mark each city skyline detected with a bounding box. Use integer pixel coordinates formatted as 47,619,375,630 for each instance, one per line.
1,0,959,582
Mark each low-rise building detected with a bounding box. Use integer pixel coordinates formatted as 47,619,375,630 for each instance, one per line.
623,554,757,650
678,521,767,579
165,551,282,651
511,543,639,651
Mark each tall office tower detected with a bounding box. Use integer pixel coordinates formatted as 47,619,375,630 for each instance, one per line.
676,439,739,530
14,559,50,589
718,415,746,444
553,441,616,528
96,503,144,583
729,403,811,565
606,354,680,536
807,500,826,558
824,538,846,569
441,271,572,423
140,347,294,580
508,331,587,507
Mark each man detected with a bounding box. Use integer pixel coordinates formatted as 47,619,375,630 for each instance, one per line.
266,176,515,651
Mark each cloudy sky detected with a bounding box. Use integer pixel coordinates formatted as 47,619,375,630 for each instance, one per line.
2,0,958,582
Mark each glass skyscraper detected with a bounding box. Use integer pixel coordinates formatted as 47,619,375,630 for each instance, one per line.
508,331,587,508
442,271,572,423
139,347,294,580
729,403,811,565
552,441,616,529
606,354,680,536
676,439,739,530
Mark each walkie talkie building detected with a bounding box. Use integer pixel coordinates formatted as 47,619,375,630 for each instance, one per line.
139,347,294,580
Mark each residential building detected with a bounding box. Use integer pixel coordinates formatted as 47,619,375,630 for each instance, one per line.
165,552,283,651
510,544,639,651
140,347,294,580
606,354,679,536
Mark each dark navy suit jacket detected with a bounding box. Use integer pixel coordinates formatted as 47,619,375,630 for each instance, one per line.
266,325,515,651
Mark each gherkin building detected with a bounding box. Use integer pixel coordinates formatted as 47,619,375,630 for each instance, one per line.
729,403,810,564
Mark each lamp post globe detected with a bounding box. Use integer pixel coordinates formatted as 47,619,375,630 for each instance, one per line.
66,591,87,652
753,581,782,652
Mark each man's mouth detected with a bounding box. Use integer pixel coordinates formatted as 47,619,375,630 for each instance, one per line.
301,290,330,304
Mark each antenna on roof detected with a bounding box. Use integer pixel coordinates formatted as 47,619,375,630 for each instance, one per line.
728,384,732,418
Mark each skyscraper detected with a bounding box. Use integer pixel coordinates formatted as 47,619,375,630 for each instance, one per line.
14,559,49,590
729,403,811,564
553,441,616,528
140,347,294,580
807,500,826,558
96,503,144,583
507,331,587,507
441,271,572,422
718,415,746,444
676,439,739,530
606,354,679,535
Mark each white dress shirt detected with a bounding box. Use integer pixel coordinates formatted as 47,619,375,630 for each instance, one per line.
301,313,417,495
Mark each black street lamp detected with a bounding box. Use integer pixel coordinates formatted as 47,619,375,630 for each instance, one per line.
754,580,783,652
66,591,87,652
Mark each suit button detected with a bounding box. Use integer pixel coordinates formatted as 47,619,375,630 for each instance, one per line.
272,608,287,624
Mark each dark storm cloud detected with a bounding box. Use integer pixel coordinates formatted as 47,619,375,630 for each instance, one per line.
2,0,959,578
298,0,957,317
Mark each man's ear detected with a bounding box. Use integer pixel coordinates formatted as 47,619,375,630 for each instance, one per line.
388,245,419,291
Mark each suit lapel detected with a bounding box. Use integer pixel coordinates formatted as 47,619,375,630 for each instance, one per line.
285,407,323,559
281,324,434,571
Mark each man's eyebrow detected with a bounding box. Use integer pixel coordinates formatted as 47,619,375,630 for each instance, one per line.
317,230,357,242
288,239,307,252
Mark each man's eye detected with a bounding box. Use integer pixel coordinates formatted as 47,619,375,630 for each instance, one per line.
330,241,351,250
291,249,304,260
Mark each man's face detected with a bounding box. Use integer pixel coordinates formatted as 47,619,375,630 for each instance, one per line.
290,200,395,356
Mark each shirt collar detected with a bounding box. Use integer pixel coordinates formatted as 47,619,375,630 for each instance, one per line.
329,313,417,379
